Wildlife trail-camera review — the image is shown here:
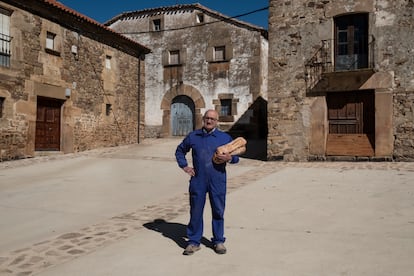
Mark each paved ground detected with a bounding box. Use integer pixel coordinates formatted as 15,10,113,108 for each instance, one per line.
1,138,414,276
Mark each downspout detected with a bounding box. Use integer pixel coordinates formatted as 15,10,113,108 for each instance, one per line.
137,55,142,144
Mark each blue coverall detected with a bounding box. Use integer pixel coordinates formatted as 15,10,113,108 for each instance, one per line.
175,128,239,246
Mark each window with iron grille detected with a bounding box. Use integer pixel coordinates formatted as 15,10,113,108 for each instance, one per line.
0,7,11,68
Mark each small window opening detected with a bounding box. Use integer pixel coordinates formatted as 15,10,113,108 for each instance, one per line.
214,46,225,61
46,32,55,50
105,55,112,69
106,104,112,116
0,97,4,118
196,13,204,23
153,19,161,31
169,50,180,65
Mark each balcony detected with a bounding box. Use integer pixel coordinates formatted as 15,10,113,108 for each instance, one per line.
305,36,376,93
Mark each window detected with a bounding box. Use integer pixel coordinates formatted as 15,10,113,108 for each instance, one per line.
46,32,55,50
0,7,11,67
196,13,204,24
0,97,4,118
105,55,112,69
214,46,225,61
215,94,237,122
207,45,232,63
334,13,369,70
169,50,180,65
105,104,112,116
45,31,60,56
220,99,232,116
162,49,185,66
153,19,161,31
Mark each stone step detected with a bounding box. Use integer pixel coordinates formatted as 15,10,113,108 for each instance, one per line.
34,151,64,157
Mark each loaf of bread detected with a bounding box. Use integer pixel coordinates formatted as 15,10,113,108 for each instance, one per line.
212,137,247,164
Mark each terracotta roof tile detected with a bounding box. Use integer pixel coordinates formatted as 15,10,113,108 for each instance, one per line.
17,0,151,55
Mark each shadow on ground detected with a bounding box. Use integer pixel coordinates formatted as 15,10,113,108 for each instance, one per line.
143,219,213,249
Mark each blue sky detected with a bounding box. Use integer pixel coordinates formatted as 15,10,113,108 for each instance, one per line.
58,0,269,29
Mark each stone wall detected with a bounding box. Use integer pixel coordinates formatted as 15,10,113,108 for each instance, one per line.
386,1,414,160
0,2,145,161
108,5,268,138
267,0,317,161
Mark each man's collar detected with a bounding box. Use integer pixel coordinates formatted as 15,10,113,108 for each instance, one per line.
202,127,216,134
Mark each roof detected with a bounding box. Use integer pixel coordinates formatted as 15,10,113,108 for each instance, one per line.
2,0,151,57
104,3,268,39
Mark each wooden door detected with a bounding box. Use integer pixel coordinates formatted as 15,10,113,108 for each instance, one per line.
35,97,62,151
171,95,194,136
326,91,375,156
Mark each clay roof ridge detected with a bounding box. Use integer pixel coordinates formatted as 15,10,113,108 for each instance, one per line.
46,0,100,26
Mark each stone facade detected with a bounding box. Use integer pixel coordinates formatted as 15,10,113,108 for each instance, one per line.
0,0,149,161
106,4,268,144
268,0,414,161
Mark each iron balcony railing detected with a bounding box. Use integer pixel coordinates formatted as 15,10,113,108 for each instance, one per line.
0,33,11,68
305,35,376,91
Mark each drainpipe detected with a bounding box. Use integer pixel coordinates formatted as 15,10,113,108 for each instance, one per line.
137,55,142,144
137,53,147,143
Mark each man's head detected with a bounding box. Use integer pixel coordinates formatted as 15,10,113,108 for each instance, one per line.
202,109,219,132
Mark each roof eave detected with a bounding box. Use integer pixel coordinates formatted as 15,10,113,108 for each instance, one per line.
104,3,268,39
4,0,151,57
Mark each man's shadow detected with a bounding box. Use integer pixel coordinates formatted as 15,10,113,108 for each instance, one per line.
143,219,213,249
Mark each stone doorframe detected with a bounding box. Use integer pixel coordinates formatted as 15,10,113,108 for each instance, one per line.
160,84,206,137
309,87,393,159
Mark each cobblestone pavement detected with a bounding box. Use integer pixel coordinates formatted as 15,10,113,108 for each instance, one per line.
1,141,413,275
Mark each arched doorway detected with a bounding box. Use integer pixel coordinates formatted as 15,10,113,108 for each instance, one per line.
171,95,195,136
160,84,205,137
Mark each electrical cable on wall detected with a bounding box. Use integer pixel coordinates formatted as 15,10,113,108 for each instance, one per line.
119,6,269,35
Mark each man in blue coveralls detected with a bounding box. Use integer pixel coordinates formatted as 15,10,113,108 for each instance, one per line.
175,109,239,255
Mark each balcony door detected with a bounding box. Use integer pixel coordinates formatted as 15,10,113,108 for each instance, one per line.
335,13,368,71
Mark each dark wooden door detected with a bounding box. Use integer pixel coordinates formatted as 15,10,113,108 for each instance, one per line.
35,97,62,151
326,91,375,156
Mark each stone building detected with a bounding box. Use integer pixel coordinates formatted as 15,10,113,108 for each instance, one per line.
106,3,268,153
0,0,150,161
268,0,414,161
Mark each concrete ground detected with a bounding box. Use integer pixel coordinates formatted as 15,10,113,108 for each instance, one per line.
0,138,414,276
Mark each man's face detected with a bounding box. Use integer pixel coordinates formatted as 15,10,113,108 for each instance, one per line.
203,110,218,132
